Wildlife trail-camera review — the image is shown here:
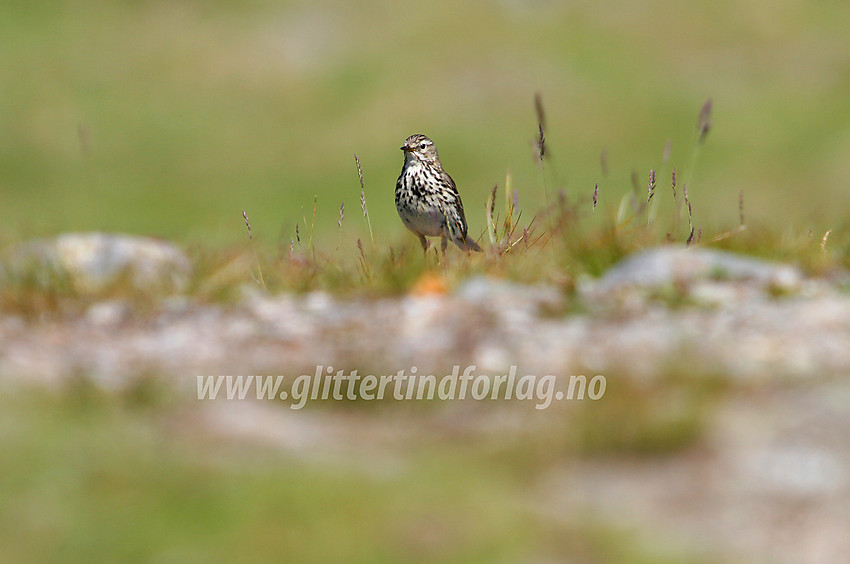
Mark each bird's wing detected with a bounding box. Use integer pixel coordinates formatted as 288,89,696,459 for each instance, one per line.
440,170,470,240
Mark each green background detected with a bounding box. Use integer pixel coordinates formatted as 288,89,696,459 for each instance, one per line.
3,0,848,246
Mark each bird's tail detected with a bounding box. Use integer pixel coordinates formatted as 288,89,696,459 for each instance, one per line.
455,235,482,252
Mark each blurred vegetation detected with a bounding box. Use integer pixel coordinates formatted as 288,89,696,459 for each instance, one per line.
1,0,848,249
0,383,722,563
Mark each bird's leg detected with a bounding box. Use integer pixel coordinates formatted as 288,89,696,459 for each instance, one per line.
417,233,429,253
440,235,448,265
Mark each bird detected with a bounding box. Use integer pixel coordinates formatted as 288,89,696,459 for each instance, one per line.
395,134,482,255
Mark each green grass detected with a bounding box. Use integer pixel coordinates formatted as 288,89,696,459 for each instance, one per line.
2,0,846,298
0,383,721,563
3,170,846,315
1,0,848,246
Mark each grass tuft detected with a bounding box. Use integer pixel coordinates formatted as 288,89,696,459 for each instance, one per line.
1,96,845,312
242,209,265,289
355,154,375,249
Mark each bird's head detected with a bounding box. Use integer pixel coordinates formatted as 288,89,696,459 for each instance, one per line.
401,134,440,166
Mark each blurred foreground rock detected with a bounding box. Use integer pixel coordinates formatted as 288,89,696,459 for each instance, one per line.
0,243,847,385
1,232,191,293
1,243,849,562
591,244,802,293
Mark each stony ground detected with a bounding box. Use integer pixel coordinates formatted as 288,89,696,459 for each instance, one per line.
3,237,850,562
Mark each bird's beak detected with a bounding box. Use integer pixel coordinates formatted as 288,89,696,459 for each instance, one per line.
400,145,411,152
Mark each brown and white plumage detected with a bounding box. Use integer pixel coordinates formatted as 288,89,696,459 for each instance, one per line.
395,134,482,254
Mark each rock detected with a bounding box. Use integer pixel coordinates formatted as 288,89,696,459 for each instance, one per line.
587,245,803,299
85,300,131,327
1,244,848,563
456,276,564,312
2,232,191,294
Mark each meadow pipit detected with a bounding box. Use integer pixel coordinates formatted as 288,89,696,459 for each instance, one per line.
395,134,482,254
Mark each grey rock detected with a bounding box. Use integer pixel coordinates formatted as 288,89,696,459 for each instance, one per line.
2,232,191,293
85,300,131,327
591,245,802,293
456,276,563,311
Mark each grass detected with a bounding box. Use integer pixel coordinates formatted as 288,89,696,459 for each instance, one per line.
0,383,723,564
3,95,847,313
196,95,848,299
1,1,848,245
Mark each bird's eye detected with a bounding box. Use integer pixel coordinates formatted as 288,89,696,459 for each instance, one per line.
419,143,427,150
